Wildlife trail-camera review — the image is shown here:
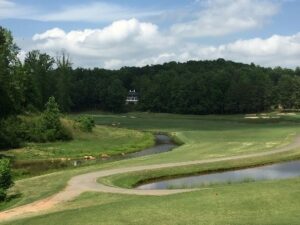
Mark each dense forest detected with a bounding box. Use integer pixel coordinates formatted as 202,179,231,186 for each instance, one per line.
2,26,300,117
1,25,300,149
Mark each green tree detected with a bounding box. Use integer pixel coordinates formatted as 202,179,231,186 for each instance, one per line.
39,97,64,141
41,97,61,128
23,50,55,109
0,117,23,149
100,79,127,112
0,26,22,117
55,52,72,112
278,75,300,109
0,159,13,201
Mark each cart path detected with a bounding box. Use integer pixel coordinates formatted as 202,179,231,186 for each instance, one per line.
1,135,300,222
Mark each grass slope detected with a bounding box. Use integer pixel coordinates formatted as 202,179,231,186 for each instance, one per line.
1,124,154,160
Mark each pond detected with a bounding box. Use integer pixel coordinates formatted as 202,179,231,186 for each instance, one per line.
118,134,176,159
136,160,300,190
72,134,176,164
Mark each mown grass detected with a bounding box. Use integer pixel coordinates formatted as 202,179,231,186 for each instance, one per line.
84,111,300,165
99,146,300,189
4,177,300,225
0,162,111,211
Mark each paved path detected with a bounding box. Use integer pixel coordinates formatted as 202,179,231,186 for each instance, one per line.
1,136,300,222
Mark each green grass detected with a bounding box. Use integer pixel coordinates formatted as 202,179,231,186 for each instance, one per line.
4,177,300,225
1,125,154,160
0,162,113,211
99,146,300,189
83,112,300,165
2,112,300,224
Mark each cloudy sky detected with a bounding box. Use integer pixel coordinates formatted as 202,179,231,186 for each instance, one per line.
1,0,300,69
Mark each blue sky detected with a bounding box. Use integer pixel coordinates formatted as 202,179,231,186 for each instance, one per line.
1,0,300,68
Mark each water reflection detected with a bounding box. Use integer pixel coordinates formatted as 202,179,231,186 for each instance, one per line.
136,160,300,190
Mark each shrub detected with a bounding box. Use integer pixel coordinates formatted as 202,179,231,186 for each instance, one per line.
74,116,95,132
0,117,23,150
0,188,6,201
0,159,13,201
23,97,72,142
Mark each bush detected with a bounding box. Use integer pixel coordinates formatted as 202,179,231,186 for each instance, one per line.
38,97,72,141
0,159,13,201
24,97,72,142
0,117,23,150
0,97,72,149
74,116,95,132
0,188,6,201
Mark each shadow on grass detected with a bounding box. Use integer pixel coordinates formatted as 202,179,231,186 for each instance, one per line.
0,192,22,211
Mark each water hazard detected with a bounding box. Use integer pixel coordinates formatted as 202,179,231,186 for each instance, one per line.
101,134,176,162
136,160,300,190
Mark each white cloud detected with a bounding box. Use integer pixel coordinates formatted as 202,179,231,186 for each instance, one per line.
224,34,300,57
171,0,279,37
216,33,300,67
33,28,66,40
38,2,162,22
31,18,175,68
173,33,300,68
0,0,36,19
0,1,162,22
28,17,300,69
9,0,292,70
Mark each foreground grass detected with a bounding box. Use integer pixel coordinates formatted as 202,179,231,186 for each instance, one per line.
0,162,112,211
4,177,300,225
2,144,300,213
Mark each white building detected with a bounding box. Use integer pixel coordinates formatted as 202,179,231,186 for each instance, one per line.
126,90,139,104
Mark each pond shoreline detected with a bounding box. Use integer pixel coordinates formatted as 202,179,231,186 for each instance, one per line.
135,158,300,189
11,134,178,179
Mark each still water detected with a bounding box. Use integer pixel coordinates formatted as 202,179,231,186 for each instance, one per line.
103,134,176,161
136,160,300,190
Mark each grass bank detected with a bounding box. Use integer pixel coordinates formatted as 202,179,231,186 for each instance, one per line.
99,147,300,189
0,121,154,178
1,125,154,160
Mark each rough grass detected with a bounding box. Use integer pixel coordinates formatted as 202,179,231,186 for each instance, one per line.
1,123,154,160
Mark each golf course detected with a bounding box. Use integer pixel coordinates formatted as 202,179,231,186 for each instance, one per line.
1,112,300,225
2,2,300,223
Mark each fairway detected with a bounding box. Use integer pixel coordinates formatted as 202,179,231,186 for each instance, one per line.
87,112,300,164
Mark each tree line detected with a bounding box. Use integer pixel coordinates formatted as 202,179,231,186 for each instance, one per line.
70,60,300,114
2,25,300,118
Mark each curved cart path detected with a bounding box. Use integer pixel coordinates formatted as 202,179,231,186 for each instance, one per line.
1,136,300,222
